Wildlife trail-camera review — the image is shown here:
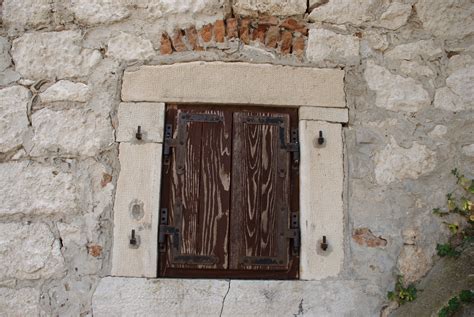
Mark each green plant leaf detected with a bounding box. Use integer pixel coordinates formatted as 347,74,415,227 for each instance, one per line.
459,290,474,303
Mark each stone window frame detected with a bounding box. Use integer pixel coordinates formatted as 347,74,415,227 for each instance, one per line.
111,62,347,281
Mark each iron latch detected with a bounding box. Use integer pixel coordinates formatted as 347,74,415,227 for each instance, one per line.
280,127,300,168
287,212,300,255
158,208,180,251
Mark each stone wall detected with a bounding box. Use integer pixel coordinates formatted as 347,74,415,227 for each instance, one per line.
0,0,473,316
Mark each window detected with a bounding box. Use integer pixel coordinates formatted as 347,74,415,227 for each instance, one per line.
158,104,300,279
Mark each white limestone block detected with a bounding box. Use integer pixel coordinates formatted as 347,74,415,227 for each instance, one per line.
299,107,348,123
309,0,381,26
93,277,229,316
111,143,162,278
299,120,344,280
364,61,430,112
0,222,64,280
2,0,51,30
416,0,474,39
40,80,90,103
233,0,306,16
307,29,360,66
30,108,113,157
0,288,41,316
374,137,436,185
69,0,130,25
0,86,30,153
117,103,165,143
122,62,346,108
12,31,102,80
0,162,79,217
107,32,155,61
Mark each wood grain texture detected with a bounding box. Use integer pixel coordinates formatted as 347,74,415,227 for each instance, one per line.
161,105,231,271
160,105,299,279
230,112,290,270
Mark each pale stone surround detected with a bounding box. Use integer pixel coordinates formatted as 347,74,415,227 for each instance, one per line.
112,62,347,281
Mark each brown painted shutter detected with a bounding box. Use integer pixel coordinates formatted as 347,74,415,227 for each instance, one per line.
160,106,232,271
229,112,292,270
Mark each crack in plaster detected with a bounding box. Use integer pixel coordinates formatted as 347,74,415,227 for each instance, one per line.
219,280,231,317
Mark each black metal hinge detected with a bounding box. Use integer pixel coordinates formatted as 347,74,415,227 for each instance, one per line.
287,212,300,255
280,127,300,168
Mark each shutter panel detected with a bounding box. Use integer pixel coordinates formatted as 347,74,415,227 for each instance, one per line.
159,106,232,272
230,112,292,270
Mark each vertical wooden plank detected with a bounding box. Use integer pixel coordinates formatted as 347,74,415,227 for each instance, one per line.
161,106,231,272
230,112,291,270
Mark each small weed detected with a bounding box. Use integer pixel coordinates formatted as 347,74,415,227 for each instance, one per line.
433,169,474,258
438,290,474,317
387,275,418,305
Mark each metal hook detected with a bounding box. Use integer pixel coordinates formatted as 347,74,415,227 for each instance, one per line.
318,130,325,145
321,235,328,251
130,229,137,245
136,126,142,140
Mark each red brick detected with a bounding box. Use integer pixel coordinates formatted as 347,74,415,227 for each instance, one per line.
186,26,203,51
265,26,280,48
252,24,268,43
88,244,103,257
239,18,251,44
226,18,238,38
160,33,173,55
352,228,387,248
293,35,305,57
200,23,213,43
172,29,187,52
214,20,225,43
280,31,292,55
280,18,307,35
259,16,279,26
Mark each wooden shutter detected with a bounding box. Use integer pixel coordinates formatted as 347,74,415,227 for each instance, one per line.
230,112,293,271
159,105,232,272
159,105,299,278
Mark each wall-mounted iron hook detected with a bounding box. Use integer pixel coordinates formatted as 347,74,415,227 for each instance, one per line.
136,126,142,140
321,235,328,251
130,229,137,245
318,130,325,145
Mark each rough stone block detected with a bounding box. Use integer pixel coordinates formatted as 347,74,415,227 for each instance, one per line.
299,106,348,123
415,0,474,39
40,80,90,103
30,108,113,157
0,162,79,217
116,103,165,143
233,0,307,17
0,37,12,71
107,32,155,61
384,40,443,62
0,86,30,153
0,222,64,280
374,2,412,30
122,62,345,108
309,0,380,26
307,29,360,66
93,277,229,316
12,31,101,80
0,288,41,316
69,0,130,25
111,143,162,278
140,0,229,17
374,137,436,185
299,120,344,280
3,0,51,30
364,61,430,112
